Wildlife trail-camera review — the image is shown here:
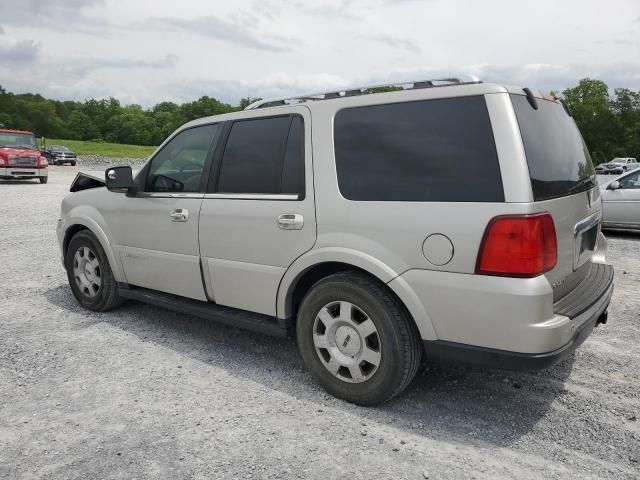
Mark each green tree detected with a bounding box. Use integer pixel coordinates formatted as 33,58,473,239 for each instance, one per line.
561,79,619,164
67,110,100,140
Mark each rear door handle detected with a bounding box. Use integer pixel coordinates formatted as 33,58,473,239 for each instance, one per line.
277,214,304,230
169,208,189,222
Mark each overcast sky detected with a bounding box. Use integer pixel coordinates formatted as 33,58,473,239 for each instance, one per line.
0,0,639,107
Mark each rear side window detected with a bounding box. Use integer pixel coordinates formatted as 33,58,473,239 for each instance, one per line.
334,96,503,202
511,94,596,201
217,115,305,196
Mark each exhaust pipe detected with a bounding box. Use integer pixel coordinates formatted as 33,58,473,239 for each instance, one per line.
596,310,608,326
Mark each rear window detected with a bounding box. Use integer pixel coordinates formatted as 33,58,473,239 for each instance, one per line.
511,94,596,201
334,96,504,202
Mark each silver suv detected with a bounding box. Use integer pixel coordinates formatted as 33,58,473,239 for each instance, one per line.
57,78,614,405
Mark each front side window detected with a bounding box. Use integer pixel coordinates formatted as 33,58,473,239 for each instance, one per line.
216,115,305,196
146,124,219,193
619,171,640,189
334,96,503,202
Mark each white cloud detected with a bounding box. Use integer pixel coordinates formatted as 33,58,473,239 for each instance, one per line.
0,40,40,63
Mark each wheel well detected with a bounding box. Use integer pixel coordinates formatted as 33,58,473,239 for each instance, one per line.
288,262,413,331
63,224,89,258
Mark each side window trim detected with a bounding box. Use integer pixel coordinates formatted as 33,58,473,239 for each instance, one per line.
139,123,221,195
205,113,305,200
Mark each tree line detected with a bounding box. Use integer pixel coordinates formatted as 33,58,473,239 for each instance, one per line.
1,79,638,164
0,85,258,147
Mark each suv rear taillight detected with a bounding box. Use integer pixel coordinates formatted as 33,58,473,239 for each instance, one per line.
476,213,557,278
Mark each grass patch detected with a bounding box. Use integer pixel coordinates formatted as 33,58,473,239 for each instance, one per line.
43,139,157,159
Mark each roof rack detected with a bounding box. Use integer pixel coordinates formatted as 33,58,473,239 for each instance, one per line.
244,75,482,110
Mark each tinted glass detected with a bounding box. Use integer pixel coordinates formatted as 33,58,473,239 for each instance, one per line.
334,96,503,202
217,116,292,194
281,115,305,196
146,124,219,192
511,94,596,201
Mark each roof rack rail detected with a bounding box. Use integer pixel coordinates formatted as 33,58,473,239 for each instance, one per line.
244,75,481,110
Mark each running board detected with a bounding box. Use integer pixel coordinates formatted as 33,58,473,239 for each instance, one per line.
117,284,292,338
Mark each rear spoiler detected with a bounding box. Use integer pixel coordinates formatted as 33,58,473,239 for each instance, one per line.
69,171,105,192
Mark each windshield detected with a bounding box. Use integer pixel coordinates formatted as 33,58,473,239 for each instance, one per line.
0,132,38,150
511,94,596,201
610,158,626,164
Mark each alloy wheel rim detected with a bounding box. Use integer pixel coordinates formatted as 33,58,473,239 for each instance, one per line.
312,301,382,383
72,246,102,298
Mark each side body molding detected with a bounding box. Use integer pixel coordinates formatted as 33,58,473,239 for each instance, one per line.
276,247,438,341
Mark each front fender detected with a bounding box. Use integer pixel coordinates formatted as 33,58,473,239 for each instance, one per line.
60,205,126,283
276,247,438,340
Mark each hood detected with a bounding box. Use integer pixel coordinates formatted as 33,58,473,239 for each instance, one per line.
69,171,106,192
0,146,40,157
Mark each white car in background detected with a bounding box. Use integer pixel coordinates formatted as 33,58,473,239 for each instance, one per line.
600,168,640,231
595,157,638,175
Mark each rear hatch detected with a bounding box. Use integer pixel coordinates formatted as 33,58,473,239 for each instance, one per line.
511,93,600,302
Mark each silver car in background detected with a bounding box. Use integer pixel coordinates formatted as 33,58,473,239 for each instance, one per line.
601,168,640,231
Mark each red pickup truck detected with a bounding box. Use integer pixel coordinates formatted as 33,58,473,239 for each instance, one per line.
0,129,49,183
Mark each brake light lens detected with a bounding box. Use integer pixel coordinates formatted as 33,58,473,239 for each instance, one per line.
476,213,557,277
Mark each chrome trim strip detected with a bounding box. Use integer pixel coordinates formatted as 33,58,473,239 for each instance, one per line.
202,193,299,200
574,212,601,235
137,193,204,199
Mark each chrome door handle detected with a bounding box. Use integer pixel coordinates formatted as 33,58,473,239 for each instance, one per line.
169,208,189,222
277,214,304,230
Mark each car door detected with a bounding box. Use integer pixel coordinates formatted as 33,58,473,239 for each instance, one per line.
198,107,316,316
107,123,222,300
603,170,640,226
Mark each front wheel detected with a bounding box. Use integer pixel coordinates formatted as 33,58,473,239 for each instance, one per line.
39,176,48,184
296,271,422,406
65,230,123,311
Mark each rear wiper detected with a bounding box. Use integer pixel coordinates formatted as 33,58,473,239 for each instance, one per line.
568,176,596,194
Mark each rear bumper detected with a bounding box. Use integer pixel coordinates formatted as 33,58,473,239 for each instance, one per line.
423,270,613,370
0,167,47,178
391,258,614,367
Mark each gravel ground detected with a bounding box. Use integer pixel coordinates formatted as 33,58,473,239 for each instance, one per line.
0,166,639,480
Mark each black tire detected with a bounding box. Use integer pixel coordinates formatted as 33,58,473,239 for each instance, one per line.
65,230,123,311
71,162,76,166
296,271,422,406
39,176,48,184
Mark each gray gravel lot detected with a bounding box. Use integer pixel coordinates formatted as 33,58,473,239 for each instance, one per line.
0,166,639,479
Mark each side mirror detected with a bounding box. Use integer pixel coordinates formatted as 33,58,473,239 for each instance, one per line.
608,181,620,190
105,166,137,194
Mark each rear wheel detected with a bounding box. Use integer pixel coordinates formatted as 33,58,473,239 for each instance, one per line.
296,271,422,406
65,230,123,311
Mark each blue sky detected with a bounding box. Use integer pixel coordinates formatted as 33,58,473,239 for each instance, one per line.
1,0,639,106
